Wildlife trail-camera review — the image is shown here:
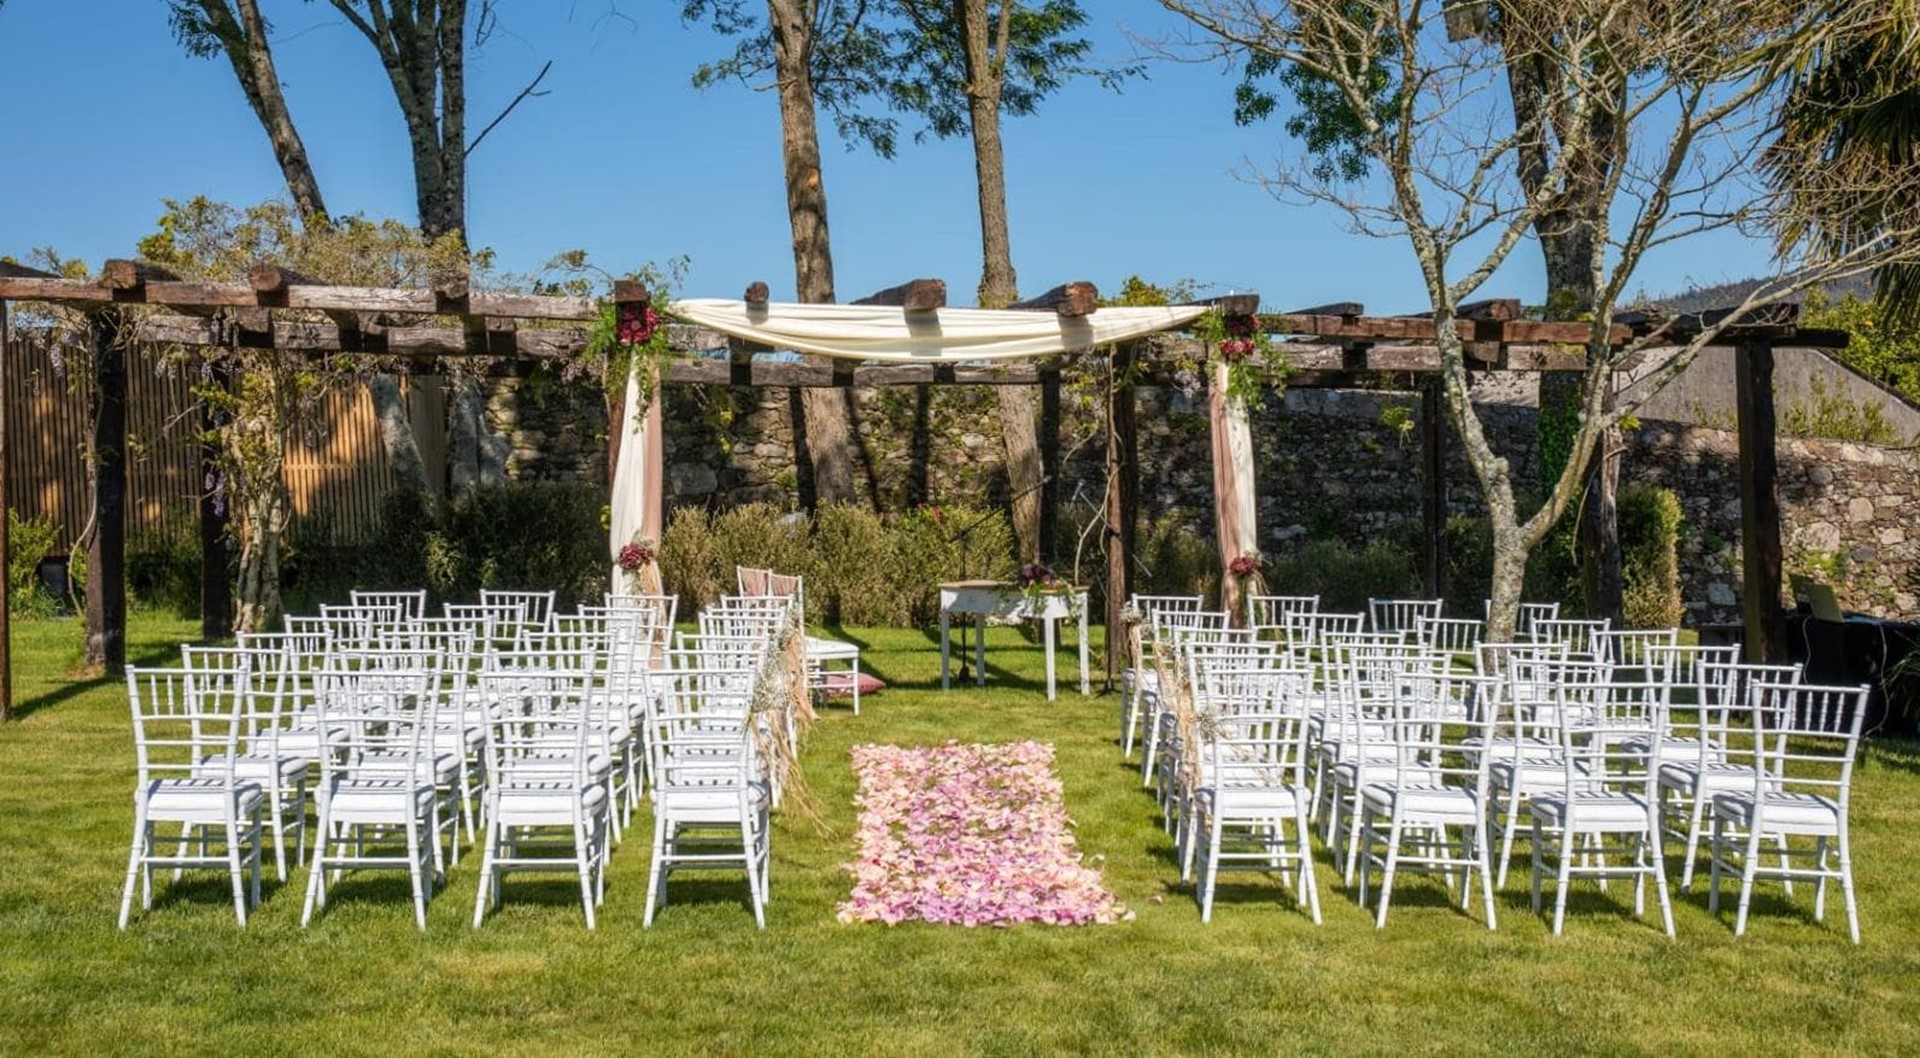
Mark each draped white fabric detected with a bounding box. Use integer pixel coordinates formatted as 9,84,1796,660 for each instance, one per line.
607,362,663,592
668,298,1207,362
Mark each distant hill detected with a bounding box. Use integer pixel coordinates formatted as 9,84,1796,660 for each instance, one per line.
1635,274,1873,315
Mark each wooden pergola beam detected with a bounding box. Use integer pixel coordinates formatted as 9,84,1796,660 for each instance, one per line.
1287,301,1363,316
1190,293,1261,316
101,259,181,293
852,278,946,312
1014,281,1099,317
0,275,599,321
0,261,60,279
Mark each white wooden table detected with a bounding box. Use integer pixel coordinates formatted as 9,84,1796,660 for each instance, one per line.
938,580,1090,701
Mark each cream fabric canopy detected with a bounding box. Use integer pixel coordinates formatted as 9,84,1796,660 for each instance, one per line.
669,298,1207,362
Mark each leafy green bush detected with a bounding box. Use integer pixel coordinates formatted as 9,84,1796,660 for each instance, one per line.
1136,518,1221,601
659,502,1017,628
814,504,894,626
1620,484,1684,628
432,483,607,610
7,511,63,618
1266,537,1421,613
127,527,200,617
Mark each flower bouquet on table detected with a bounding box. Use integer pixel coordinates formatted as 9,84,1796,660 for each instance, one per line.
1010,561,1080,620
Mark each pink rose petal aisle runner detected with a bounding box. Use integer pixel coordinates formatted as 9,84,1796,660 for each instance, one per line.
837,742,1131,927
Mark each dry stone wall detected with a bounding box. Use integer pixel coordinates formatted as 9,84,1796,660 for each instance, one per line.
486,370,1920,625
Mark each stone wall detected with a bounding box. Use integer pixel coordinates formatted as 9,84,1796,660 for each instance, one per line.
494,369,1920,625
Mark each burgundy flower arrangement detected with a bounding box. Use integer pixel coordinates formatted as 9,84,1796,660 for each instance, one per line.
1217,313,1258,359
617,540,655,572
615,304,660,346
1018,561,1061,589
1227,553,1261,579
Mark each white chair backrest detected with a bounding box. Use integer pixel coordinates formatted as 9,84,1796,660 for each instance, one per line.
350,590,427,621
1247,593,1319,633
480,589,556,627
1368,598,1443,635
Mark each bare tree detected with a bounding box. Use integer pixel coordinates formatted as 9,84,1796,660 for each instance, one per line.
1162,0,1920,639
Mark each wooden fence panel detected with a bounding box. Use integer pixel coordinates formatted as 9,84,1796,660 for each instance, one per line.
4,336,422,552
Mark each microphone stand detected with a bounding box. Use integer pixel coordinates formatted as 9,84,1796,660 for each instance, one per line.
949,474,1053,681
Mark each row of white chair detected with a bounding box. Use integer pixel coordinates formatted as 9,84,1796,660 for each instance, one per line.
119,591,802,931
1127,596,1871,942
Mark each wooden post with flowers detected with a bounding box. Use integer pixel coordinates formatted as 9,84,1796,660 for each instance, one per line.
1200,296,1268,626
608,280,666,596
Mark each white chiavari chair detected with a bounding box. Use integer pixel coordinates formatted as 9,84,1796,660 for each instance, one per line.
1356,669,1499,929
471,668,611,929
1528,678,1674,937
1369,598,1443,636
1709,681,1871,943
302,665,441,930
117,664,266,928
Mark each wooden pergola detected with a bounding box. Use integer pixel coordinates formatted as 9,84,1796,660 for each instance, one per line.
0,260,1843,716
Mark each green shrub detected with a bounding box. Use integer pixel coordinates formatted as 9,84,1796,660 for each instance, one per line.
659,501,1018,629
661,506,727,615
887,505,1016,627
1620,484,1684,628
1266,537,1421,613
126,527,200,617
1136,518,1220,602
7,511,63,618
814,504,894,625
432,483,607,610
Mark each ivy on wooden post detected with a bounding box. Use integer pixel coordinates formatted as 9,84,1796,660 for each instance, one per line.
1104,342,1138,686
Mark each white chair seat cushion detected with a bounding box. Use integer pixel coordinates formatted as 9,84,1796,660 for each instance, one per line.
1362,782,1480,819
1195,782,1310,815
1490,756,1570,791
493,780,607,824
1711,790,1842,834
805,636,860,661
656,782,770,822
324,777,437,822
142,778,265,821
1658,760,1759,795
202,753,309,783
1531,792,1654,830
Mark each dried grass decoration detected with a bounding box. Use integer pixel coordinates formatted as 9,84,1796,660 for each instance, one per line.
747,599,826,829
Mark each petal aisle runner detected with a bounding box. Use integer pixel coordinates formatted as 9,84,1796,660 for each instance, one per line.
837,742,1131,927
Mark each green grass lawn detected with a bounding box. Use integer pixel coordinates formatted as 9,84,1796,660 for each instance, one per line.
3,614,1919,1056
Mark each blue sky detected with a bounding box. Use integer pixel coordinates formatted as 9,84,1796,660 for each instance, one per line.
0,1,1766,311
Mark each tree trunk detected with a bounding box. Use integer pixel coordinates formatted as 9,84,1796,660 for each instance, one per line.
1486,524,1529,643
768,0,859,506
370,374,430,492
1538,224,1623,623
998,384,1044,560
964,1,1045,561
218,0,330,224
233,478,288,634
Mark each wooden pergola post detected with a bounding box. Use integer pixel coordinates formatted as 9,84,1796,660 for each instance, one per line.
199,359,234,641
1735,337,1786,663
1420,377,1448,602
1038,364,1062,567
1105,342,1138,686
85,308,127,674
1,295,11,720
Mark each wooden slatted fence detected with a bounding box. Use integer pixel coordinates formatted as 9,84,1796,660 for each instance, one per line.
3,335,444,554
